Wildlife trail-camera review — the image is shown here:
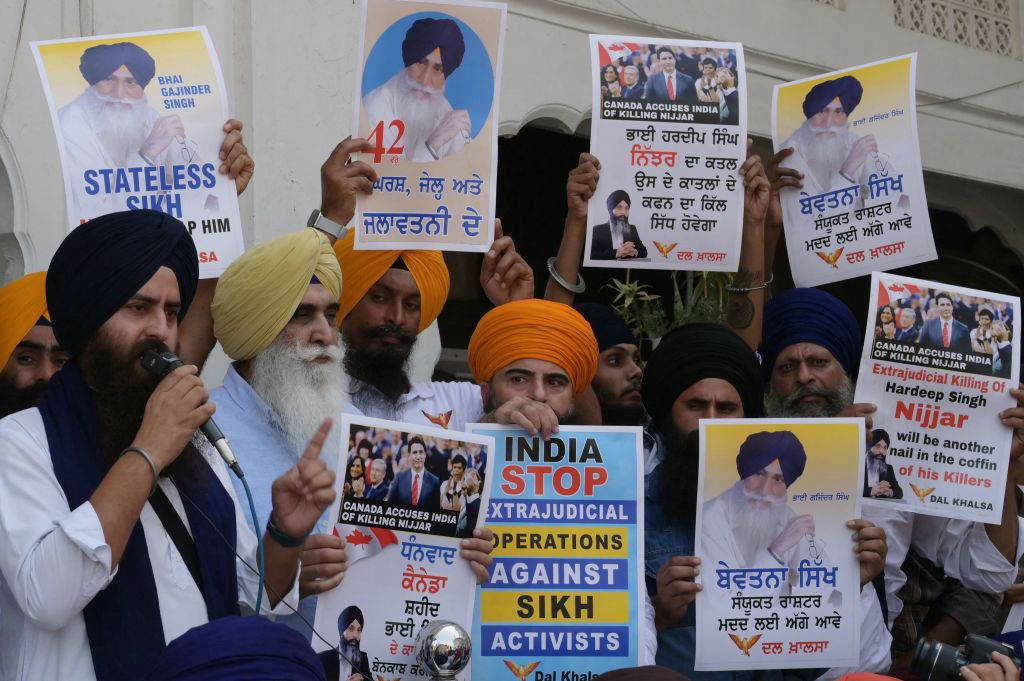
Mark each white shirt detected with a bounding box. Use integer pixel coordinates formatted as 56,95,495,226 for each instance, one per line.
0,408,299,681
864,504,1024,626
348,379,484,433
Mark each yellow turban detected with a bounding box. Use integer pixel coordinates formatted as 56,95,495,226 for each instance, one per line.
212,230,342,361
0,272,49,367
332,232,449,332
468,299,599,394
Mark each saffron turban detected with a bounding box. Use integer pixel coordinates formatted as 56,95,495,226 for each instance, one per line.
144,616,326,681
0,272,49,367
333,231,449,332
802,75,863,118
760,287,861,383
79,42,156,88
736,430,807,486
642,323,763,429
606,189,631,213
468,299,598,394
575,303,636,351
47,209,198,357
213,229,342,361
402,17,465,79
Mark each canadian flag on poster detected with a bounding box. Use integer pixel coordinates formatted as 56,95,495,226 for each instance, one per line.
335,525,398,567
599,41,641,65
877,280,921,307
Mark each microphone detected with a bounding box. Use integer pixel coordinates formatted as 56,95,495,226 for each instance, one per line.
141,350,245,479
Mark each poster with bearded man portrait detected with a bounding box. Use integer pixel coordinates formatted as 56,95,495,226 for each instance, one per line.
694,419,864,671
31,27,243,277
772,54,936,288
353,0,505,253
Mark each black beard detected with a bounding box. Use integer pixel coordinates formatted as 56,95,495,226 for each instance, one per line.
344,325,415,402
591,380,646,426
483,393,579,425
658,423,700,527
0,375,48,418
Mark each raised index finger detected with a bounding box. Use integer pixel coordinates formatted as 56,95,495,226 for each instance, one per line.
302,417,334,461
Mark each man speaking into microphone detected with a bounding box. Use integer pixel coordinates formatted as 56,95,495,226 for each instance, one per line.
0,209,337,681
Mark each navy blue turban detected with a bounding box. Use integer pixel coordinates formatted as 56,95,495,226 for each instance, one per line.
736,430,806,486
870,428,890,448
606,189,631,213
144,616,326,681
46,209,198,356
79,42,156,89
760,287,861,384
642,323,763,430
575,303,636,352
402,18,465,79
338,604,365,634
802,75,863,119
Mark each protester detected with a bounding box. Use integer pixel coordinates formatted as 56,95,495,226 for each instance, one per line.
0,272,68,419
0,209,333,680
209,227,349,637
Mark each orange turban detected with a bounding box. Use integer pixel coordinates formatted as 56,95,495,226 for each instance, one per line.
468,299,598,394
0,272,49,367
332,232,449,332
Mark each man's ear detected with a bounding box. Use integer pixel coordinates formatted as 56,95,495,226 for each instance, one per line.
480,381,492,411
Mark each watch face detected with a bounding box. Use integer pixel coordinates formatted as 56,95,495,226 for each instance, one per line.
307,209,322,228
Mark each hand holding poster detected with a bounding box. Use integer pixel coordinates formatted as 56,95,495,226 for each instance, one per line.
854,272,1021,523
771,54,937,287
352,0,505,252
586,38,746,271
695,419,863,671
313,415,494,680
31,27,244,277
469,424,647,679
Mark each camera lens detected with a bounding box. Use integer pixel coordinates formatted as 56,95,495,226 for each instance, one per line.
911,638,962,681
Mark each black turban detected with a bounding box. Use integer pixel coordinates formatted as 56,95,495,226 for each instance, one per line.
575,303,636,351
338,605,365,634
802,75,863,119
402,18,465,79
760,287,861,384
606,189,631,213
642,323,763,430
736,430,807,486
79,42,156,89
47,209,198,356
869,429,890,448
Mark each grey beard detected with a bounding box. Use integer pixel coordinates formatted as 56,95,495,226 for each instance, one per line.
79,87,155,165
764,374,855,418
722,480,789,567
869,456,888,479
792,120,857,189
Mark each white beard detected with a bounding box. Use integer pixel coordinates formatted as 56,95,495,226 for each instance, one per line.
723,480,790,566
249,338,347,453
391,70,450,154
78,86,155,165
792,120,858,189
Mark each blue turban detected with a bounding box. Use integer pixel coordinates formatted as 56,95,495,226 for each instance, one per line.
736,430,806,486
575,303,636,352
642,323,763,430
144,616,326,681
79,42,156,89
402,18,465,79
47,209,198,356
760,287,861,384
606,189,631,213
802,75,863,119
338,604,364,634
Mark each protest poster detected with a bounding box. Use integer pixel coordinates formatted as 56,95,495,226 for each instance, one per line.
854,272,1021,524
31,27,243,278
352,0,505,252
468,423,647,679
694,419,863,671
771,54,936,287
585,37,746,272
313,414,494,680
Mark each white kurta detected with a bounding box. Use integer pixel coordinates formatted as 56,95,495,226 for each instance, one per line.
0,407,299,681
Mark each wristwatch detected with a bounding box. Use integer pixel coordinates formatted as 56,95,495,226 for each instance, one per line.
306,209,349,240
